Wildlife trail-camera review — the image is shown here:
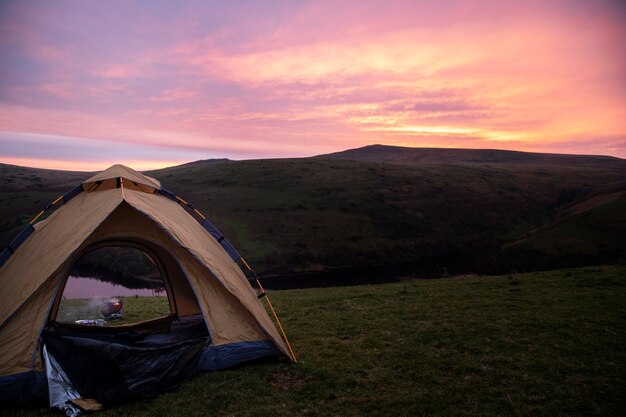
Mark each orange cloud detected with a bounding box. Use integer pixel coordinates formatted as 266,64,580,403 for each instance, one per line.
0,0,624,166
0,157,184,172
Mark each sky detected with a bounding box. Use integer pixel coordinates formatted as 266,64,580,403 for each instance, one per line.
0,0,625,170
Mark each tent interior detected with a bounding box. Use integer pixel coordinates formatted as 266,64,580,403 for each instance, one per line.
41,238,211,408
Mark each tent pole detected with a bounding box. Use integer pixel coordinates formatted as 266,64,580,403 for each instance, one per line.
175,196,208,221
120,177,126,198
241,257,297,363
254,277,298,363
29,195,64,224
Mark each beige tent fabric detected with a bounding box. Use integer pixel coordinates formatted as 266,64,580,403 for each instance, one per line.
0,190,124,376
143,241,200,318
0,166,292,377
0,270,61,375
122,190,289,353
83,164,161,190
81,202,269,344
0,189,123,324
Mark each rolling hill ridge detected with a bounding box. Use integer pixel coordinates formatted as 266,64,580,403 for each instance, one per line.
316,144,626,168
1,145,624,282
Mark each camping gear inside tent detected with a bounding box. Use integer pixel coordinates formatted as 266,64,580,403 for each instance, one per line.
99,298,124,320
0,165,296,413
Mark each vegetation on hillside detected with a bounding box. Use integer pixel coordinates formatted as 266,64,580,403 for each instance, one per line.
1,146,624,278
501,193,626,270
149,156,625,275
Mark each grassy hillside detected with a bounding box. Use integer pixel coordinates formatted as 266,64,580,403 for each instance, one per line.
1,145,625,276
317,144,626,169
4,265,625,416
0,164,89,247
0,164,89,190
501,192,626,270
148,156,625,274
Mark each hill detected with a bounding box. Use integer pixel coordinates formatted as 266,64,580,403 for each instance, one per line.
0,163,89,190
3,265,625,416
0,164,90,248
502,189,626,270
1,145,625,278
316,144,626,168
145,146,625,275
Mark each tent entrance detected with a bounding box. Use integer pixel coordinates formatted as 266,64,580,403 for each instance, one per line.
49,239,203,327
41,239,211,409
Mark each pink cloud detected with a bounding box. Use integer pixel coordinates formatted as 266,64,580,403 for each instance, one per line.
149,89,197,103
0,0,624,169
93,64,142,79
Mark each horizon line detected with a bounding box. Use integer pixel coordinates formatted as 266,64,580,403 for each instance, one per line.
1,143,624,173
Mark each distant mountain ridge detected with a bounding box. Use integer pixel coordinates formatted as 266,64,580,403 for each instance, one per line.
315,144,626,168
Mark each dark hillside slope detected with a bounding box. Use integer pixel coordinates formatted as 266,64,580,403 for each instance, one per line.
501,189,626,270
1,146,624,280
316,144,626,168
0,164,89,190
149,156,625,275
0,164,90,246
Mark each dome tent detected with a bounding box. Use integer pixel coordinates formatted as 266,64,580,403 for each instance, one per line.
0,164,295,412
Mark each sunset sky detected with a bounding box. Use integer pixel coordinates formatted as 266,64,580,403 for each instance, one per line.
1,0,625,170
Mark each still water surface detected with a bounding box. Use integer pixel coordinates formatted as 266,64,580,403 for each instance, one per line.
63,276,166,299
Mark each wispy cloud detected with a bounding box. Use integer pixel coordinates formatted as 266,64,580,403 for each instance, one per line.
0,0,624,170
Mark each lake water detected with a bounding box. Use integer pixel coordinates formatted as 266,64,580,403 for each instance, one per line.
63,276,166,299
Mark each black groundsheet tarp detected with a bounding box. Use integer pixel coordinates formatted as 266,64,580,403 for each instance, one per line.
42,315,209,407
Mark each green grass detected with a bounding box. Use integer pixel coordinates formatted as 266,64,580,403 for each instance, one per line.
3,265,625,416
56,296,170,325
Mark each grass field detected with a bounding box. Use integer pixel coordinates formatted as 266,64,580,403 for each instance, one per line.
3,265,624,416
56,296,170,325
